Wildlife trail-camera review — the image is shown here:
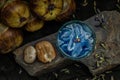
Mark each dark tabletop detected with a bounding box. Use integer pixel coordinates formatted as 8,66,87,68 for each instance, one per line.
0,0,120,80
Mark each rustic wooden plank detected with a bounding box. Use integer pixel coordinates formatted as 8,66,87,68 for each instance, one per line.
13,32,74,76
13,11,120,76
80,11,120,75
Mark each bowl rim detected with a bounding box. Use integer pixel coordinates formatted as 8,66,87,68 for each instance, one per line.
56,20,96,60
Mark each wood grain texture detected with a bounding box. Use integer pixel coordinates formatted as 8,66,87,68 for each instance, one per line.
13,11,120,76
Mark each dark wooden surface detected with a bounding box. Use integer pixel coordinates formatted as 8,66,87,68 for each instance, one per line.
14,33,74,76
13,11,120,76
80,11,120,75
0,0,120,80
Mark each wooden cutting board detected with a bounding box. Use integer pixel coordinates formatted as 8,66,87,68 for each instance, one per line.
13,11,120,76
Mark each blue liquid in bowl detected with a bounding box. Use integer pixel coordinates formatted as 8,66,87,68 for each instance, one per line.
57,20,96,60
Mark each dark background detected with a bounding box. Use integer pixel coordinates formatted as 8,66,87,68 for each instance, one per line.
0,0,120,80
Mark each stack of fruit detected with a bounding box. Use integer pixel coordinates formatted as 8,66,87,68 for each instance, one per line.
0,0,76,54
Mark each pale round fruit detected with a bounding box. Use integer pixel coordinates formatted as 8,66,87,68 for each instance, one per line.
30,0,63,21
56,0,76,21
25,16,44,32
24,46,36,64
1,0,30,28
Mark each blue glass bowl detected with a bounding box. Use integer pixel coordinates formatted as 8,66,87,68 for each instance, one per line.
57,20,96,60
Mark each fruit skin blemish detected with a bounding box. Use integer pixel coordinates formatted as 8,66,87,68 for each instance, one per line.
57,20,96,60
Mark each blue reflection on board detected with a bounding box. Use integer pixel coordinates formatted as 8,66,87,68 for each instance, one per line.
57,21,96,59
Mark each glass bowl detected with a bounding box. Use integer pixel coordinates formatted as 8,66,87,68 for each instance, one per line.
57,20,96,60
